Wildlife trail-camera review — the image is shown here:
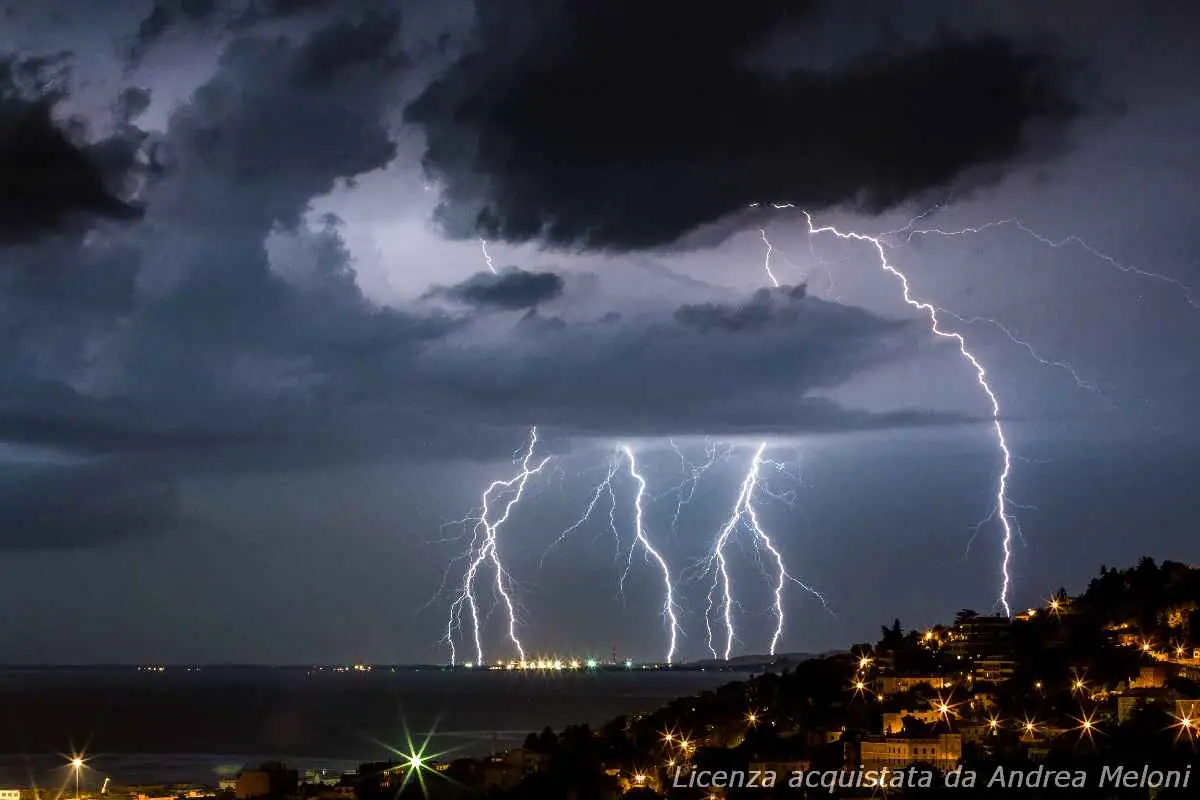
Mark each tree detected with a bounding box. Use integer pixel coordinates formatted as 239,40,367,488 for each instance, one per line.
953,609,979,626
879,619,904,650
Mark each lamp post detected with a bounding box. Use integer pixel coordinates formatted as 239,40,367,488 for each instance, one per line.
71,757,84,800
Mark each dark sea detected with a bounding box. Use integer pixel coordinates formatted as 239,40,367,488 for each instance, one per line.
0,668,749,788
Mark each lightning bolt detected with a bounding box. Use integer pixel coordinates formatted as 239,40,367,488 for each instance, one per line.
766,206,1015,615
936,309,1111,403
763,220,1107,402
890,217,1200,313
540,456,621,569
758,229,780,288
445,426,549,665
660,438,730,534
621,445,682,665
479,238,497,274
704,443,827,660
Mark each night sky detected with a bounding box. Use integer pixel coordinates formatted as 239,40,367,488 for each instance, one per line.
0,0,1196,665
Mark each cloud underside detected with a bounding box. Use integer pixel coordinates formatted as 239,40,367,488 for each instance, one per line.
406,0,1077,250
424,267,565,310
0,462,182,551
0,3,1041,549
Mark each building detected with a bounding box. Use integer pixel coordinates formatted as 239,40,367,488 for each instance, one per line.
1176,698,1200,720
858,734,962,771
972,658,1016,682
128,786,211,800
0,791,39,800
950,615,1012,659
882,710,942,735
1130,665,1170,689
876,675,952,695
1118,688,1179,723
303,771,341,788
957,722,996,745
235,763,298,799
480,759,523,791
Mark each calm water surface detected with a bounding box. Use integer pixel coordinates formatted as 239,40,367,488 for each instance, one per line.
0,669,749,786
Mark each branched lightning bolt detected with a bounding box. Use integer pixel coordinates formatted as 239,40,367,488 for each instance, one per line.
621,445,682,665
445,426,549,665
704,443,826,660
936,309,1111,403
891,218,1200,313
767,205,1016,616
540,456,622,568
660,438,730,534
479,238,497,274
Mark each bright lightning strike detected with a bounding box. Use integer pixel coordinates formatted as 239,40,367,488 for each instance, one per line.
446,427,550,665
479,238,497,274
758,229,780,288
704,443,826,660
766,205,1017,616
622,445,682,665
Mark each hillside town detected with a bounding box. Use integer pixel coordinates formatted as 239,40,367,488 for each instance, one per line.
9,557,1200,799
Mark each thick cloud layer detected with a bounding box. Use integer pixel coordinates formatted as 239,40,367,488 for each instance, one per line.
0,55,144,245
0,461,182,550
125,0,351,66
0,6,975,550
426,267,565,310
406,0,1078,251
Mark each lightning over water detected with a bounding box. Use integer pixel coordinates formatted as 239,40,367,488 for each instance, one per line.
622,445,683,665
438,208,1176,663
541,456,622,569
704,443,827,660
445,426,550,666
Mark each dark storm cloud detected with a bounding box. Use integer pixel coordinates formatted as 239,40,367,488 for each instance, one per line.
0,461,182,550
0,11,450,454
0,55,144,246
0,4,966,483
406,0,1079,251
408,286,936,439
427,267,565,310
113,86,152,125
124,0,350,66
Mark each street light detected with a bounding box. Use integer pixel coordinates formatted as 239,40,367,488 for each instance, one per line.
70,756,84,800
